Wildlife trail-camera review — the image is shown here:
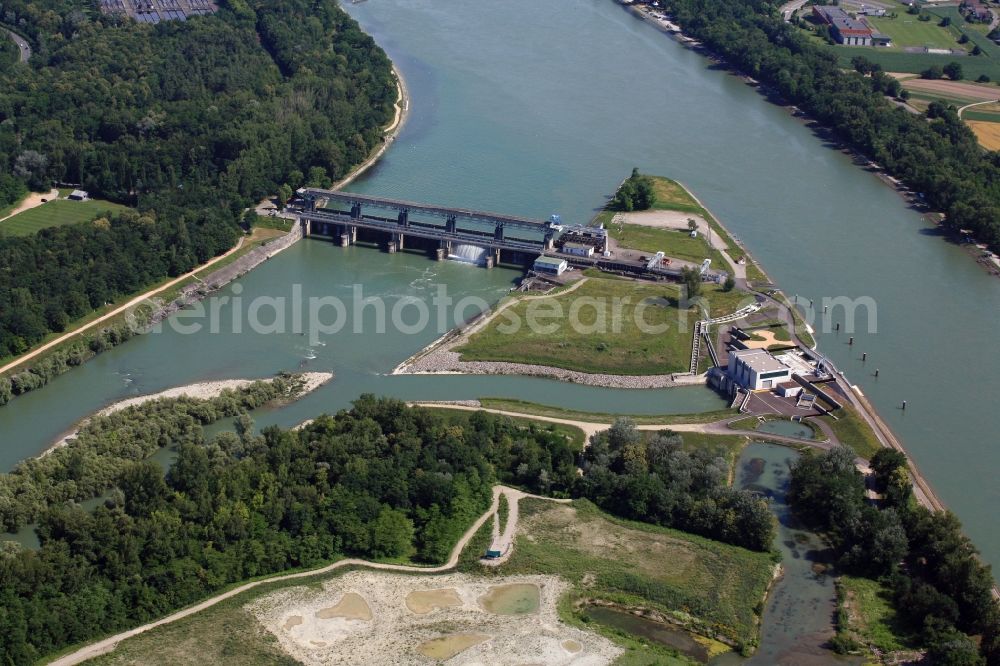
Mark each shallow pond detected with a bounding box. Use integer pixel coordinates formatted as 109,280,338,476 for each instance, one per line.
478,583,539,615
756,419,815,440
584,606,710,663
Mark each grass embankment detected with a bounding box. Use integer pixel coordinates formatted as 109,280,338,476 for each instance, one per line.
0,198,131,236
818,406,882,460
495,499,773,651
594,176,768,284
477,397,737,426
836,575,916,654
457,276,748,376
646,177,768,284
610,221,729,268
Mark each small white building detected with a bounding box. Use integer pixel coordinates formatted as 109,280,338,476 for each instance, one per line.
728,348,792,390
68,190,89,201
561,242,594,258
777,381,802,398
533,255,568,275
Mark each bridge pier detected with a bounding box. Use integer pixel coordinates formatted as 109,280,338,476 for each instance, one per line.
302,218,311,237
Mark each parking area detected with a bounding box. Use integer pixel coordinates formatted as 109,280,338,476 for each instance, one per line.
745,389,824,418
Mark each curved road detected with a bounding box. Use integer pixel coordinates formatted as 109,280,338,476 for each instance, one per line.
51,485,553,665
4,28,30,62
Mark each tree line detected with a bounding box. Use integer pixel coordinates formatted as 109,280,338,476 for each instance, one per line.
0,0,395,361
610,168,657,212
789,446,1000,664
669,0,1000,251
0,398,773,663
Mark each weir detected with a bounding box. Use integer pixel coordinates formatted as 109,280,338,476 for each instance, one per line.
296,188,556,267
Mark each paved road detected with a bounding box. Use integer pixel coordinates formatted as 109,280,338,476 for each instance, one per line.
780,0,809,22
49,485,548,665
4,29,30,62
958,98,1000,118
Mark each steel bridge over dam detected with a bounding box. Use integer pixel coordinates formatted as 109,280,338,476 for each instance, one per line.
298,189,556,267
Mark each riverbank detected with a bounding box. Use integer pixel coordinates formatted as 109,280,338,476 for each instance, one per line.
333,64,410,190
44,372,333,456
0,62,408,406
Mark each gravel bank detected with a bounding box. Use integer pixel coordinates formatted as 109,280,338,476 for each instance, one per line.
250,571,620,666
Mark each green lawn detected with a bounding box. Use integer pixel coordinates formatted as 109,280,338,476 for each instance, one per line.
866,15,966,51
477,397,737,426
818,407,882,460
649,177,704,214
609,222,727,268
837,576,916,653
499,499,774,648
457,276,751,375
0,198,131,236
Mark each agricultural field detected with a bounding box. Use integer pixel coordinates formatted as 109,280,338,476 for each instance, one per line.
827,46,1000,81
0,197,130,236
968,119,1000,150
457,276,751,375
899,79,1000,149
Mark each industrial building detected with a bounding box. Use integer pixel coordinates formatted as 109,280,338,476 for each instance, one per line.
561,242,595,258
727,348,792,390
533,255,568,275
812,6,890,46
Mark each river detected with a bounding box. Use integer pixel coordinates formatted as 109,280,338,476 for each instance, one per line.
0,0,998,571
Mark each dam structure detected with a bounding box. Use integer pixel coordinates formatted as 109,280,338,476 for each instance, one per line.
297,189,557,268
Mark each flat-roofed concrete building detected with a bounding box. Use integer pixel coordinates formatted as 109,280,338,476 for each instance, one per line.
728,348,792,390
533,255,568,275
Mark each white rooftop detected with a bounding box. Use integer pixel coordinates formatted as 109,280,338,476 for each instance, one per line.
732,348,790,374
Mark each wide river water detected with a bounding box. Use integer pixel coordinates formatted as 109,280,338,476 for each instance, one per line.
1,0,998,572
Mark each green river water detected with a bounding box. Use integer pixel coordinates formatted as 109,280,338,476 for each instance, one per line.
1,0,998,580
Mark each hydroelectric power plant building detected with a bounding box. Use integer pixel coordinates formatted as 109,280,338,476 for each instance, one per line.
727,348,792,391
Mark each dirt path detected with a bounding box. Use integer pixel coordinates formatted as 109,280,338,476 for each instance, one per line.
49,485,562,666
0,235,246,378
482,487,570,567
0,188,57,224
409,402,833,451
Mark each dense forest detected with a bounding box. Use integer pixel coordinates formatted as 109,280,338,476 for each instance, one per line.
790,447,1000,664
0,0,395,359
668,0,1000,251
578,419,774,551
0,398,772,662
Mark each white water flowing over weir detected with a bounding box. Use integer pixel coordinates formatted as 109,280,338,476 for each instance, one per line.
449,243,488,265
